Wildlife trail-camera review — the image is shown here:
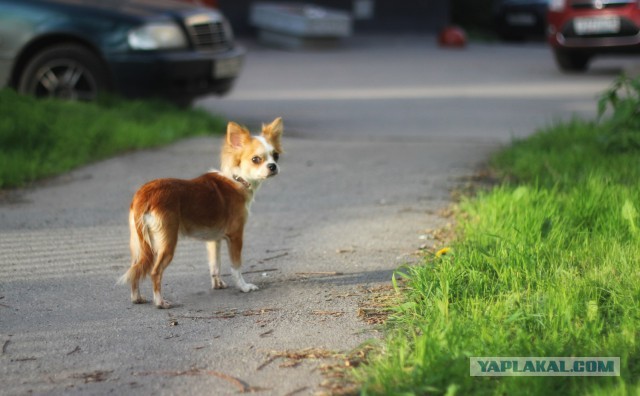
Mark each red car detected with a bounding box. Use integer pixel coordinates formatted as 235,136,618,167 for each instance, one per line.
547,0,640,72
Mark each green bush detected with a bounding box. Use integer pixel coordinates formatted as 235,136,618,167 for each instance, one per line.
597,74,640,153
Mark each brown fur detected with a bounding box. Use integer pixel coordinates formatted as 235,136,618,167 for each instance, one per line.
119,118,283,308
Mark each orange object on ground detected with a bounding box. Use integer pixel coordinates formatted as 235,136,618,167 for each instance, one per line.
438,26,467,48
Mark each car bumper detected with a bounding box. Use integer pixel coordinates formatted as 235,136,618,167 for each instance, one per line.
548,6,640,51
106,46,245,100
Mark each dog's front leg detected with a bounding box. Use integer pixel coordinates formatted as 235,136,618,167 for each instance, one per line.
226,233,258,293
207,240,227,289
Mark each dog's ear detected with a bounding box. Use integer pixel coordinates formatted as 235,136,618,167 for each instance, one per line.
262,117,283,153
227,122,251,149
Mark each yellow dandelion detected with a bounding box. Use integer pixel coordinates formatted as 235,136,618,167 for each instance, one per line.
435,247,451,257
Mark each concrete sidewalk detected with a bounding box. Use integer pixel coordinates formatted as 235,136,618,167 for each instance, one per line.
1,35,635,395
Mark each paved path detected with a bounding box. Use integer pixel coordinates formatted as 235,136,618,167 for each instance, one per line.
1,36,636,395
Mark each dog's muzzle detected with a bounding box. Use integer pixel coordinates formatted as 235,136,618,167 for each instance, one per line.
267,163,278,177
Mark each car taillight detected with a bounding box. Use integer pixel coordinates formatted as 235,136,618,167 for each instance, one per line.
549,0,566,11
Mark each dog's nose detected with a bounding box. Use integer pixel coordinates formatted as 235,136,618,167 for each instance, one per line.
267,163,278,174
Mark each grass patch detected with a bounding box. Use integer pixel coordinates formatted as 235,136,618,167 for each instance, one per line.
0,89,225,188
353,76,640,394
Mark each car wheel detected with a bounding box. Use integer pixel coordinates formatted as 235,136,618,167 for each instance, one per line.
553,49,591,73
18,44,110,101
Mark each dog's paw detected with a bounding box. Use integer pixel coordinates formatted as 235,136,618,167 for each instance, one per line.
240,283,259,293
212,277,228,290
154,297,172,309
132,296,147,304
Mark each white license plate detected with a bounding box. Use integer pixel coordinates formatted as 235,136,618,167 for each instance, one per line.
214,57,242,79
574,16,620,35
506,13,536,26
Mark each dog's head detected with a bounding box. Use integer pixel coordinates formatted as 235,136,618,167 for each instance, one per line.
221,117,283,186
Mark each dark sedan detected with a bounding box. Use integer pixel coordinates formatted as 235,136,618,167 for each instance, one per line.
0,0,244,105
494,0,550,40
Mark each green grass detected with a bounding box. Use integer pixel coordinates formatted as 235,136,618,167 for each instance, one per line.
0,89,225,188
354,76,640,395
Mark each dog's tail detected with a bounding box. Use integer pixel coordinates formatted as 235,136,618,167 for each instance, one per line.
118,207,154,285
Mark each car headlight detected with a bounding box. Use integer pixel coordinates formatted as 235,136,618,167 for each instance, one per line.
549,0,566,11
128,22,188,50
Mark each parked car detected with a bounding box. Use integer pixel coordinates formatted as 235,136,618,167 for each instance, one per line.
494,0,550,41
0,0,244,105
548,0,640,72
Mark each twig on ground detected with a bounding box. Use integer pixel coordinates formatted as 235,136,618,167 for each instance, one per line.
135,368,268,393
11,357,36,362
66,346,81,356
284,386,309,396
312,310,345,317
241,268,279,275
256,355,279,371
258,348,339,371
295,271,344,277
71,370,111,383
356,284,401,325
259,329,274,337
262,252,288,262
177,308,278,321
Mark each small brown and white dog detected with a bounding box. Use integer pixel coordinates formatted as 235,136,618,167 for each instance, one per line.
119,118,283,308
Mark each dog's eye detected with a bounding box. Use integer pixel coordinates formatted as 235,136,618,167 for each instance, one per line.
273,152,280,162
252,156,262,164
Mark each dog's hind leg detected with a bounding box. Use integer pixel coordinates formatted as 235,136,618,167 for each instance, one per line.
129,258,147,304
150,249,175,309
207,240,227,289
120,209,153,304
150,227,178,309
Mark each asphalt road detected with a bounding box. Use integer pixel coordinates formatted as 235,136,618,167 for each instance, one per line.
1,35,637,395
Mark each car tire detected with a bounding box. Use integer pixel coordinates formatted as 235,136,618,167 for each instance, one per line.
18,44,110,101
553,49,591,73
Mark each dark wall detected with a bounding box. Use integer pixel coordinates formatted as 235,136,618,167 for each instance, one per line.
218,0,450,36
451,0,494,31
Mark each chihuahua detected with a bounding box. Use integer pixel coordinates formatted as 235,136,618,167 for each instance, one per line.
119,118,283,308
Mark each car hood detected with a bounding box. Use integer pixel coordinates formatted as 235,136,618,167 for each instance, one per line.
34,0,210,19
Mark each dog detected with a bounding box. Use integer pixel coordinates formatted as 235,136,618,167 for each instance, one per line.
118,118,283,308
